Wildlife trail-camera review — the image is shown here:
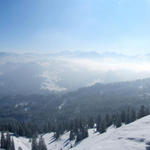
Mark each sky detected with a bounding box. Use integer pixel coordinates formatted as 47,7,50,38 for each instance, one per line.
1,0,150,94
1,0,150,54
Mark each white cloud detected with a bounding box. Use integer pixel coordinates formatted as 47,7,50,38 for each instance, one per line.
1,51,150,94
40,71,66,92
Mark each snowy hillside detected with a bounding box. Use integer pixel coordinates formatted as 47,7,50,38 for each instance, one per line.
72,115,150,150
5,115,150,150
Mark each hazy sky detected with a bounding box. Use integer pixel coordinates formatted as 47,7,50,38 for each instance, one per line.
1,0,150,54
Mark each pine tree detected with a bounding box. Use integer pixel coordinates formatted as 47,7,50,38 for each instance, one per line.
18,147,23,150
121,110,126,123
125,107,130,124
54,130,60,139
113,113,122,128
32,137,38,150
99,121,106,133
39,136,47,150
130,109,136,122
145,107,150,116
88,117,94,128
96,115,102,132
82,128,88,139
69,130,75,141
76,125,88,143
138,105,146,119
11,138,15,150
105,113,112,127
76,129,82,142
1,131,5,148
6,132,11,150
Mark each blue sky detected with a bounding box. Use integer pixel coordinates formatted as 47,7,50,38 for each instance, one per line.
1,0,150,54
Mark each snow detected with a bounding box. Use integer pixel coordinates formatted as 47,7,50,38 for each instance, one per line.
2,115,150,150
15,102,28,108
72,115,150,150
42,132,75,150
58,102,65,110
139,85,143,89
13,136,31,150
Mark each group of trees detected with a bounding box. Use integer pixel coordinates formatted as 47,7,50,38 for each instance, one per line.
68,105,150,142
96,105,149,134
0,132,15,150
0,105,149,146
0,121,40,138
32,136,47,150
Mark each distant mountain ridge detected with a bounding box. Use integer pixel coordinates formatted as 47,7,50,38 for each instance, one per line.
1,51,150,59
0,78,150,123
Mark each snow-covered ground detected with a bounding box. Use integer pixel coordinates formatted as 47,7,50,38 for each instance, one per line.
3,115,150,150
72,115,150,150
13,136,31,150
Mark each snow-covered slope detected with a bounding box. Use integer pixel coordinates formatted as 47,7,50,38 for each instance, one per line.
72,115,150,150
5,115,150,150
13,136,31,150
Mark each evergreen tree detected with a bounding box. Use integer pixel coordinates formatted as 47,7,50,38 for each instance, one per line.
6,132,11,150
125,107,130,124
39,136,47,150
82,127,88,139
99,121,106,133
145,107,150,116
97,119,106,133
113,113,122,128
1,131,5,148
138,105,146,119
130,109,136,122
69,130,75,141
121,110,126,123
96,115,101,132
54,130,60,139
105,114,111,127
11,138,15,150
76,129,82,142
18,147,23,150
76,126,88,143
88,117,94,128
32,137,38,150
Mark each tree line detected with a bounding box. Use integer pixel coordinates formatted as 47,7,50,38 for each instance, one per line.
0,131,15,150
32,136,47,150
0,105,149,148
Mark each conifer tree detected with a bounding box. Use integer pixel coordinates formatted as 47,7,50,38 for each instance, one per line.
11,138,15,150
121,110,126,123
76,129,82,142
125,107,130,124
138,105,146,119
18,147,23,150
130,109,136,122
69,130,75,141
96,115,102,132
54,130,60,139
99,121,106,133
113,113,122,128
39,136,47,150
6,132,11,150
105,114,112,127
1,131,5,148
32,137,38,150
88,117,94,128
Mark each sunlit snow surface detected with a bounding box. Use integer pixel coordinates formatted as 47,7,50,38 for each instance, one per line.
9,115,150,150
13,136,31,150
72,116,150,150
